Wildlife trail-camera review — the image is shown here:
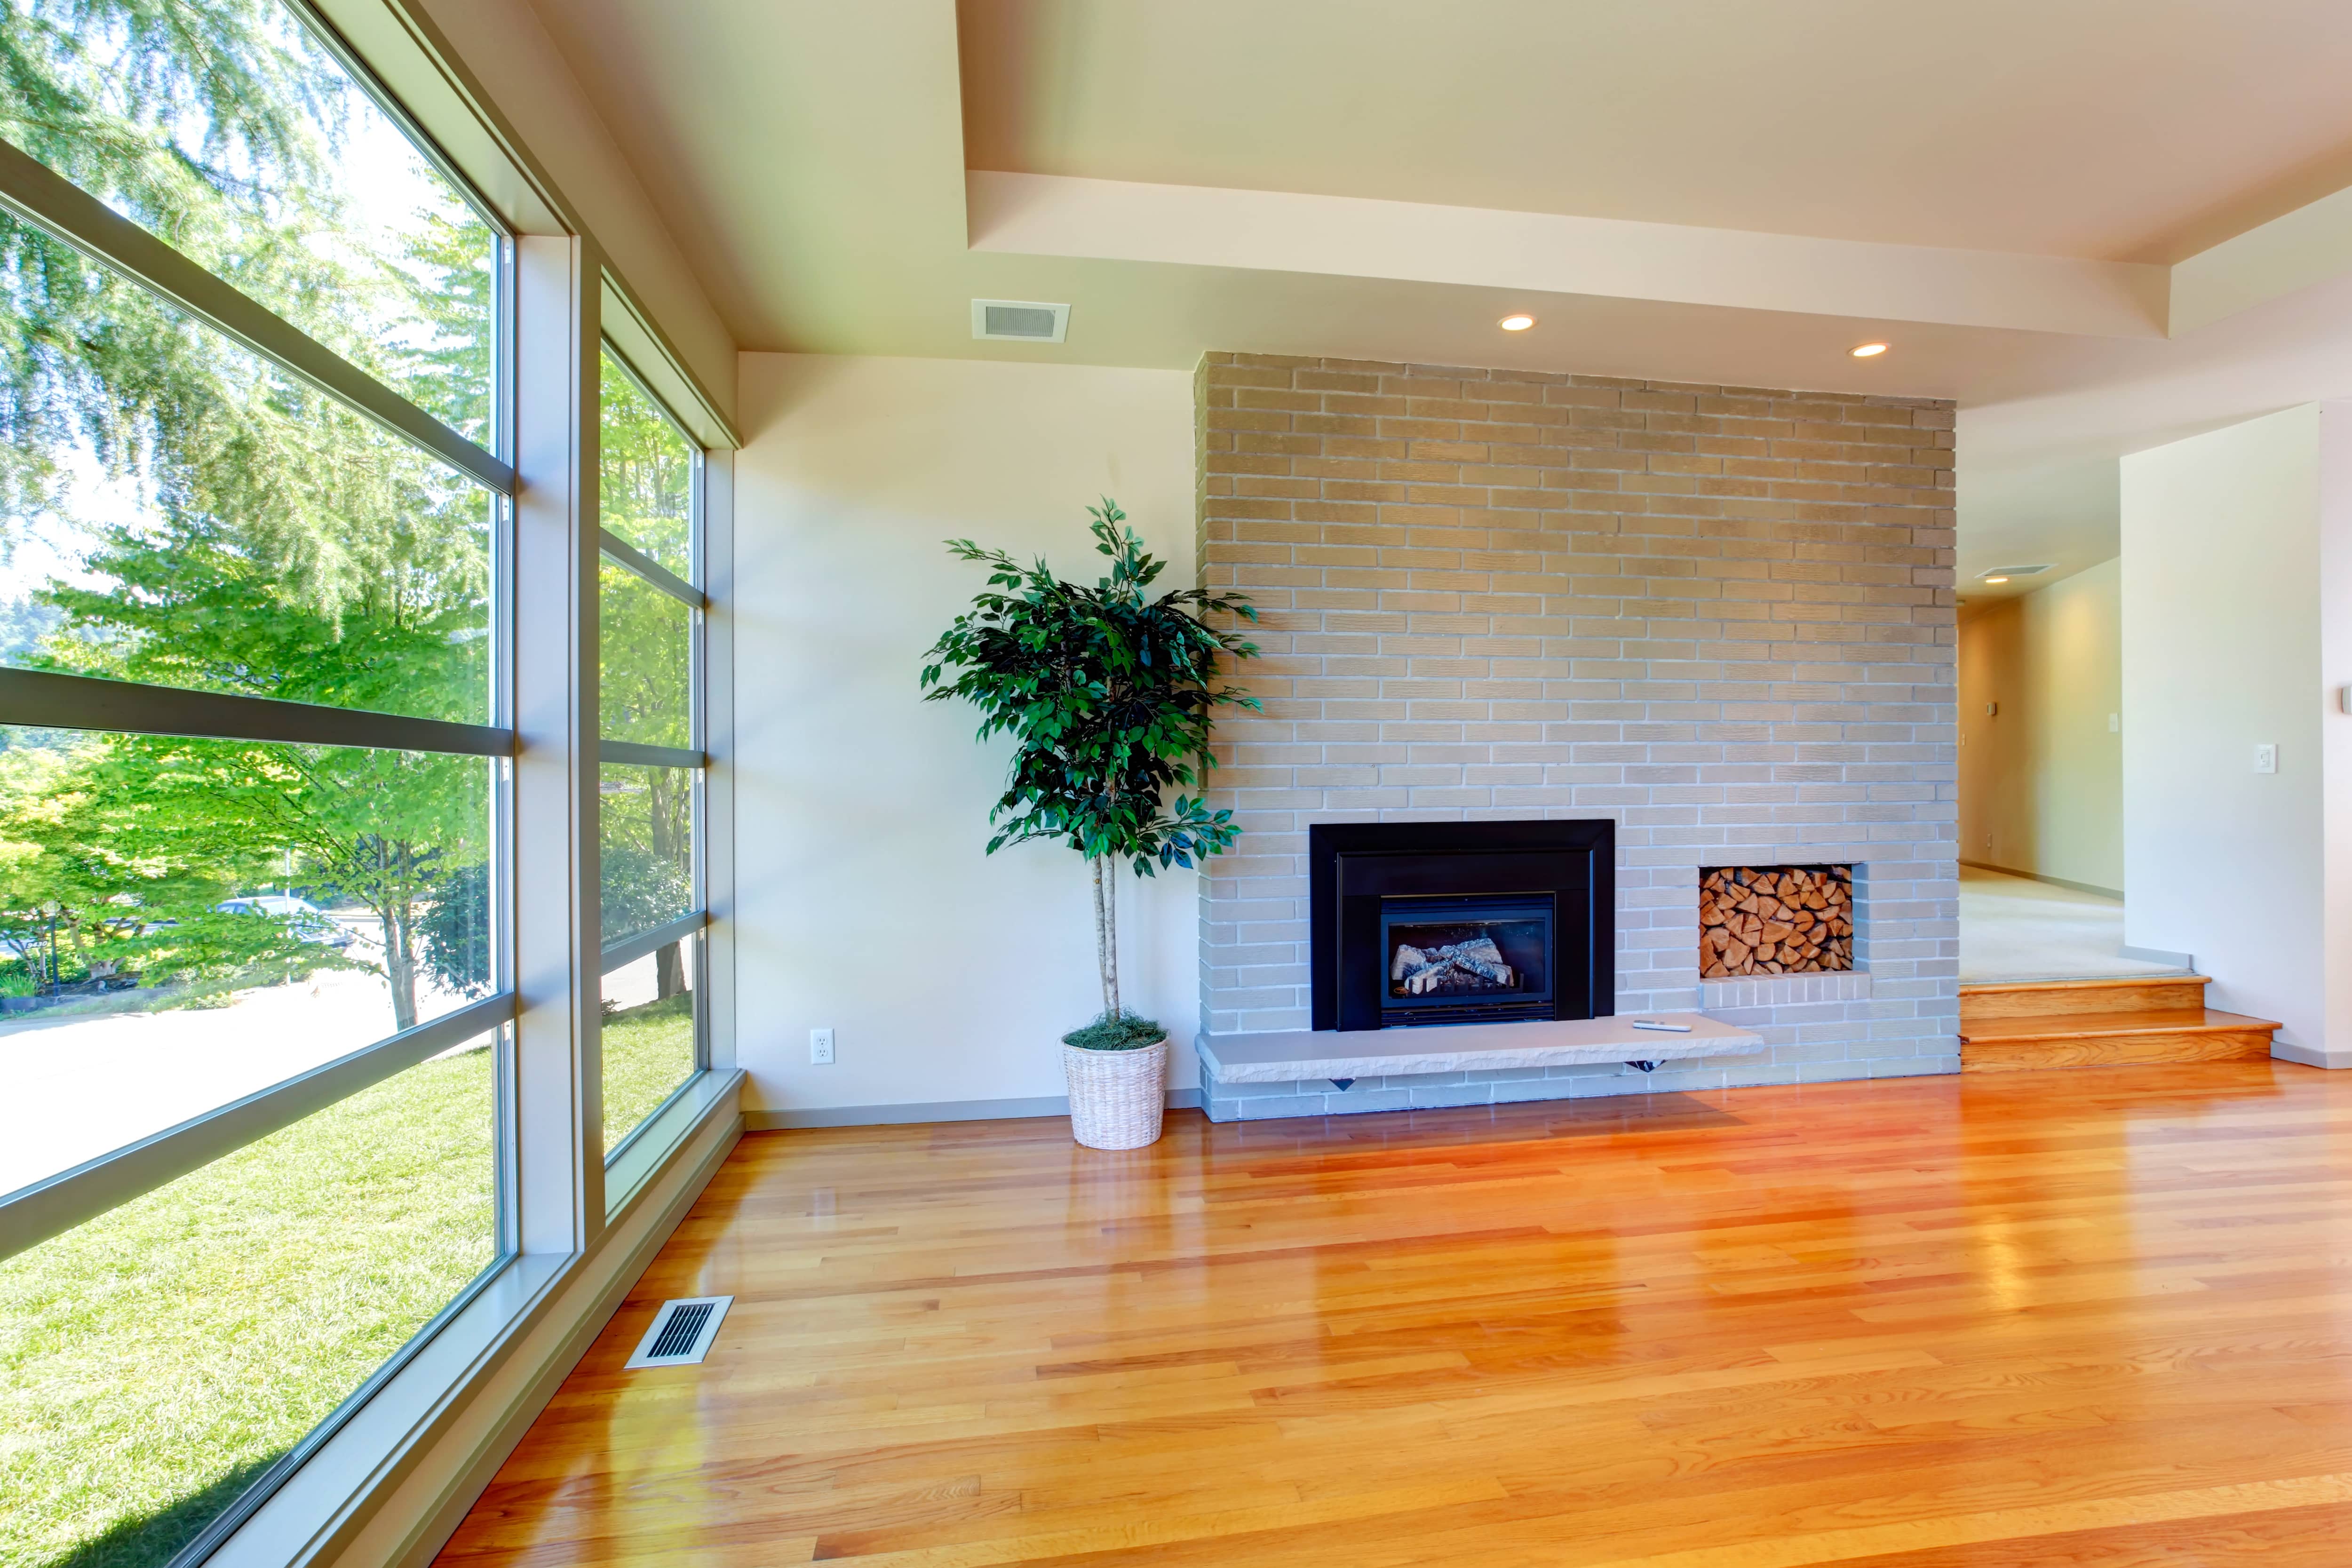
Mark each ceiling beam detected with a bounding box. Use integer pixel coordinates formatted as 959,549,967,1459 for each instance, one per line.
969,170,2171,341
2169,185,2352,337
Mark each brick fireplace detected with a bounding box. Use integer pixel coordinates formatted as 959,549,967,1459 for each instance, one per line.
1192,354,1959,1111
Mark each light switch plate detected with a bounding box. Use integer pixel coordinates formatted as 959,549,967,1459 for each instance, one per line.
2255,743,2279,774
2108,713,2120,732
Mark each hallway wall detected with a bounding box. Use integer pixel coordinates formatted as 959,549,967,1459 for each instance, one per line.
1956,557,2123,894
2121,403,2352,1063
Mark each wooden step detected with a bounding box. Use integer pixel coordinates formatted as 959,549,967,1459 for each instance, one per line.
1960,973,2208,1024
1958,1006,2280,1073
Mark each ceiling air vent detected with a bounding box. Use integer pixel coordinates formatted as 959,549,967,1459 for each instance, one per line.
624,1295,732,1369
972,299,1069,342
1980,564,2054,578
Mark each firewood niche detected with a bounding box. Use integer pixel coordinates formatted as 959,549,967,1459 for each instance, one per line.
1700,865,1852,978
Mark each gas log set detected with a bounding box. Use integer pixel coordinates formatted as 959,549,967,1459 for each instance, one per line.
1390,935,1517,996
1700,864,1852,978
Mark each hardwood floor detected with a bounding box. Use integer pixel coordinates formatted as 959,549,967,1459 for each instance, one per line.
1958,977,2280,1072
438,1064,2352,1567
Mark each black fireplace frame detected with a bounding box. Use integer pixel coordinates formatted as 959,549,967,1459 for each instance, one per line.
1309,819,1615,1032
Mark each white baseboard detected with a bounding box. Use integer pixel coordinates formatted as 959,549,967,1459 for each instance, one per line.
1963,860,2125,901
747,1088,1204,1130
2271,1039,2352,1070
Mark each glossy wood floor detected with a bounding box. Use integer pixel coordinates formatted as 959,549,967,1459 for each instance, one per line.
438,1065,2352,1567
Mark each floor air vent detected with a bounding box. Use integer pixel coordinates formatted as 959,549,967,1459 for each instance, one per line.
625,1294,732,1368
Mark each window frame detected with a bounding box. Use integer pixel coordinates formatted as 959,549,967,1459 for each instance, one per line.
595,342,714,1174
0,7,530,1560
0,0,744,1561
0,144,523,1268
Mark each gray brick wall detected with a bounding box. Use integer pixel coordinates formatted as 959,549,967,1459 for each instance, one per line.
1194,354,1960,1094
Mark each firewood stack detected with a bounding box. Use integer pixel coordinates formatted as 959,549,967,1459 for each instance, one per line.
1700,865,1852,978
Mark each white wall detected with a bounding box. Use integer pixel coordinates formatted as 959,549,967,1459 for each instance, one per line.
2121,404,2352,1059
2324,404,2352,1066
1957,556,2123,892
731,354,1200,1115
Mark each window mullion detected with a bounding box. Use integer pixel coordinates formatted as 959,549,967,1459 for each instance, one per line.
0,669,511,755
0,135,514,496
511,234,604,1250
0,992,516,1262
598,910,707,977
598,528,705,608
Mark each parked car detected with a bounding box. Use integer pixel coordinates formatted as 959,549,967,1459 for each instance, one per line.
213,894,355,950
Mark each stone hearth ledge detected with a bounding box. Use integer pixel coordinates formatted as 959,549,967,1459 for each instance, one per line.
1196,1013,1764,1085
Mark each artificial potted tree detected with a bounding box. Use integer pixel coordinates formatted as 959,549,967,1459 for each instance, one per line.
922,500,1258,1149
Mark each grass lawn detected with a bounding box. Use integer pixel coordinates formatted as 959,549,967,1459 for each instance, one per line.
602,989,697,1154
0,1043,499,1568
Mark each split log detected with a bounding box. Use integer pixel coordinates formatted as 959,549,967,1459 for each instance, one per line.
1393,935,1516,996
1697,864,1853,979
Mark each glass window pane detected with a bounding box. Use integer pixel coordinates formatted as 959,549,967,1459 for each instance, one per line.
599,557,692,747
0,1032,501,1568
602,931,699,1157
0,215,494,725
599,350,693,580
0,2,497,439
599,762,693,949
0,728,492,1197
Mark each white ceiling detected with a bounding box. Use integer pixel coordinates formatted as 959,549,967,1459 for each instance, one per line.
526,0,2352,584
960,0,2352,265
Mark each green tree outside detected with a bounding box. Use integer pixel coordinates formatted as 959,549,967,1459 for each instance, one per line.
0,0,496,1016
597,352,696,997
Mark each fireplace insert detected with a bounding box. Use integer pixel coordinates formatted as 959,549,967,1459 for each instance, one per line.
1310,820,1613,1032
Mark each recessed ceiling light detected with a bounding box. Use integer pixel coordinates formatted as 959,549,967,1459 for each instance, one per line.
1850,342,1889,358
1983,575,2010,584
1498,313,1536,332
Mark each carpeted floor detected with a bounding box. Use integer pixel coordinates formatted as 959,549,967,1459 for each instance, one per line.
1958,864,2184,984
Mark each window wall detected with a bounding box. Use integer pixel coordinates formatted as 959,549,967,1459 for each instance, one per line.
597,350,707,1168
0,5,727,1565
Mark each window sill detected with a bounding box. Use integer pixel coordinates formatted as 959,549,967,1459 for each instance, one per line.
606,1067,736,1218
209,1067,745,1568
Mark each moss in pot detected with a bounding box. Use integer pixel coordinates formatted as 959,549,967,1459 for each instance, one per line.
1061,1010,1167,1051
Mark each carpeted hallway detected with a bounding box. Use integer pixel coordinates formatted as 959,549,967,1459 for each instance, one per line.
1958,863,2183,983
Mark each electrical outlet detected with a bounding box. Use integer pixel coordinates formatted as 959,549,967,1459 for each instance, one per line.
2254,743,2278,775
810,1027,835,1065
2108,713,2120,732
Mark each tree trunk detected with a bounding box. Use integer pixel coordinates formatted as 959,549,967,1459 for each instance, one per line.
385,904,419,1033
1090,855,1120,1018
647,769,691,1001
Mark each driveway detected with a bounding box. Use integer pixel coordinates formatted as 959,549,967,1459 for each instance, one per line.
0,939,476,1199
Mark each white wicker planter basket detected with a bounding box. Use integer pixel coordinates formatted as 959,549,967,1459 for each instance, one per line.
1062,1036,1168,1150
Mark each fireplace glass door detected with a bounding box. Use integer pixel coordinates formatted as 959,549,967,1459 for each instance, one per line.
1377,893,1555,1026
